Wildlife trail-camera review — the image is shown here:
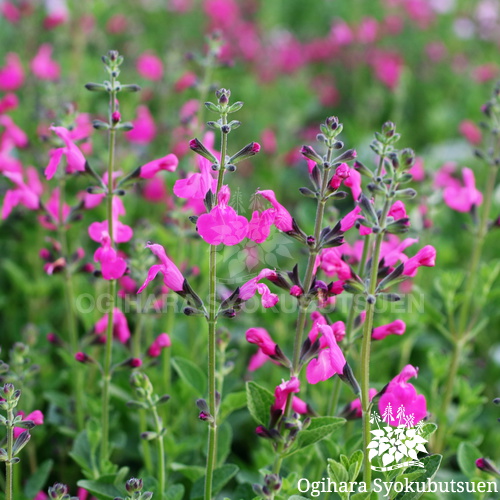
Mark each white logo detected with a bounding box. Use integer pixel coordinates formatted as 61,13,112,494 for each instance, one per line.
368,405,428,471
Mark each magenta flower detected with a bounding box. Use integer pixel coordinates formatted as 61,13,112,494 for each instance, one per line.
344,167,362,200
13,410,44,439
239,268,279,308
408,157,425,182
43,0,69,29
380,236,418,267
93,232,128,280
136,52,164,81
1,170,40,219
306,324,347,384
31,44,60,81
38,188,70,230
372,319,406,341
174,71,197,92
0,114,28,148
45,126,87,180
256,190,294,232
340,206,362,232
403,245,436,277
318,247,352,280
272,377,300,412
388,201,408,221
247,209,276,243
378,365,427,427
443,167,483,213
94,307,131,344
138,243,185,293
346,388,377,418
0,52,24,91
89,197,133,244
125,105,157,145
197,186,249,246
459,120,482,146
245,327,277,357
147,333,171,357
139,153,178,179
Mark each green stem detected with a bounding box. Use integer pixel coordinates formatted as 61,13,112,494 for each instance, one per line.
100,75,118,468
151,406,165,500
435,165,497,453
360,200,390,486
139,410,153,476
204,114,227,500
5,409,13,500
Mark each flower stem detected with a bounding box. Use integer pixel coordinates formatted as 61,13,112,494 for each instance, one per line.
5,409,13,500
100,74,118,468
360,200,391,486
151,405,165,500
204,113,227,500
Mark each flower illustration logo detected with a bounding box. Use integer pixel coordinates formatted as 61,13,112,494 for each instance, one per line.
368,405,428,471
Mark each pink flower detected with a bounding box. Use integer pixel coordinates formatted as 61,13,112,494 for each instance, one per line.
261,129,277,155
388,200,408,221
197,186,249,246
94,308,131,343
357,17,378,44
125,106,157,144
31,44,60,81
239,268,279,308
147,333,172,357
0,115,28,147
408,157,425,182
247,209,275,243
443,168,482,212
0,53,24,91
473,63,498,83
318,248,351,280
93,233,128,280
344,167,362,200
347,388,377,418
44,0,69,29
403,245,436,277
38,188,70,230
13,410,44,439
45,126,87,180
371,50,403,91
331,321,346,342
378,365,427,427
1,2,21,23
372,319,406,340
138,243,185,293
459,120,482,146
306,324,346,384
245,327,277,357
256,190,294,232
34,493,49,500
136,52,164,81
340,206,362,232
89,198,133,244
0,93,18,114
330,21,354,46
1,171,40,219
174,71,197,92
139,153,178,179
380,236,418,267
272,377,300,412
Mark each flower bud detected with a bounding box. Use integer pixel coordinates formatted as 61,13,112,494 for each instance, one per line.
125,477,143,493
84,82,107,92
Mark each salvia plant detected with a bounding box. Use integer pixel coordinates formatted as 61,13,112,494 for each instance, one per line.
1,9,500,496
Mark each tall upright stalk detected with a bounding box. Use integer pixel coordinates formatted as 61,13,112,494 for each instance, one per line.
204,107,228,500
5,408,13,500
100,68,118,468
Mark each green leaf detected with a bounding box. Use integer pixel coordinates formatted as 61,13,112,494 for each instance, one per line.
217,422,233,467
220,391,247,421
77,475,124,500
351,493,376,500
348,450,364,482
23,459,53,499
287,417,345,455
166,484,185,500
69,431,95,477
288,496,310,500
246,381,274,426
394,454,442,500
419,423,438,441
190,464,239,499
172,357,207,394
327,458,349,484
457,441,482,478
170,462,205,482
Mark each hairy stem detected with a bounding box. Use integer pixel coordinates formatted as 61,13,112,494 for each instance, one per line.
151,406,165,500
5,409,13,500
100,74,118,467
204,113,227,500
